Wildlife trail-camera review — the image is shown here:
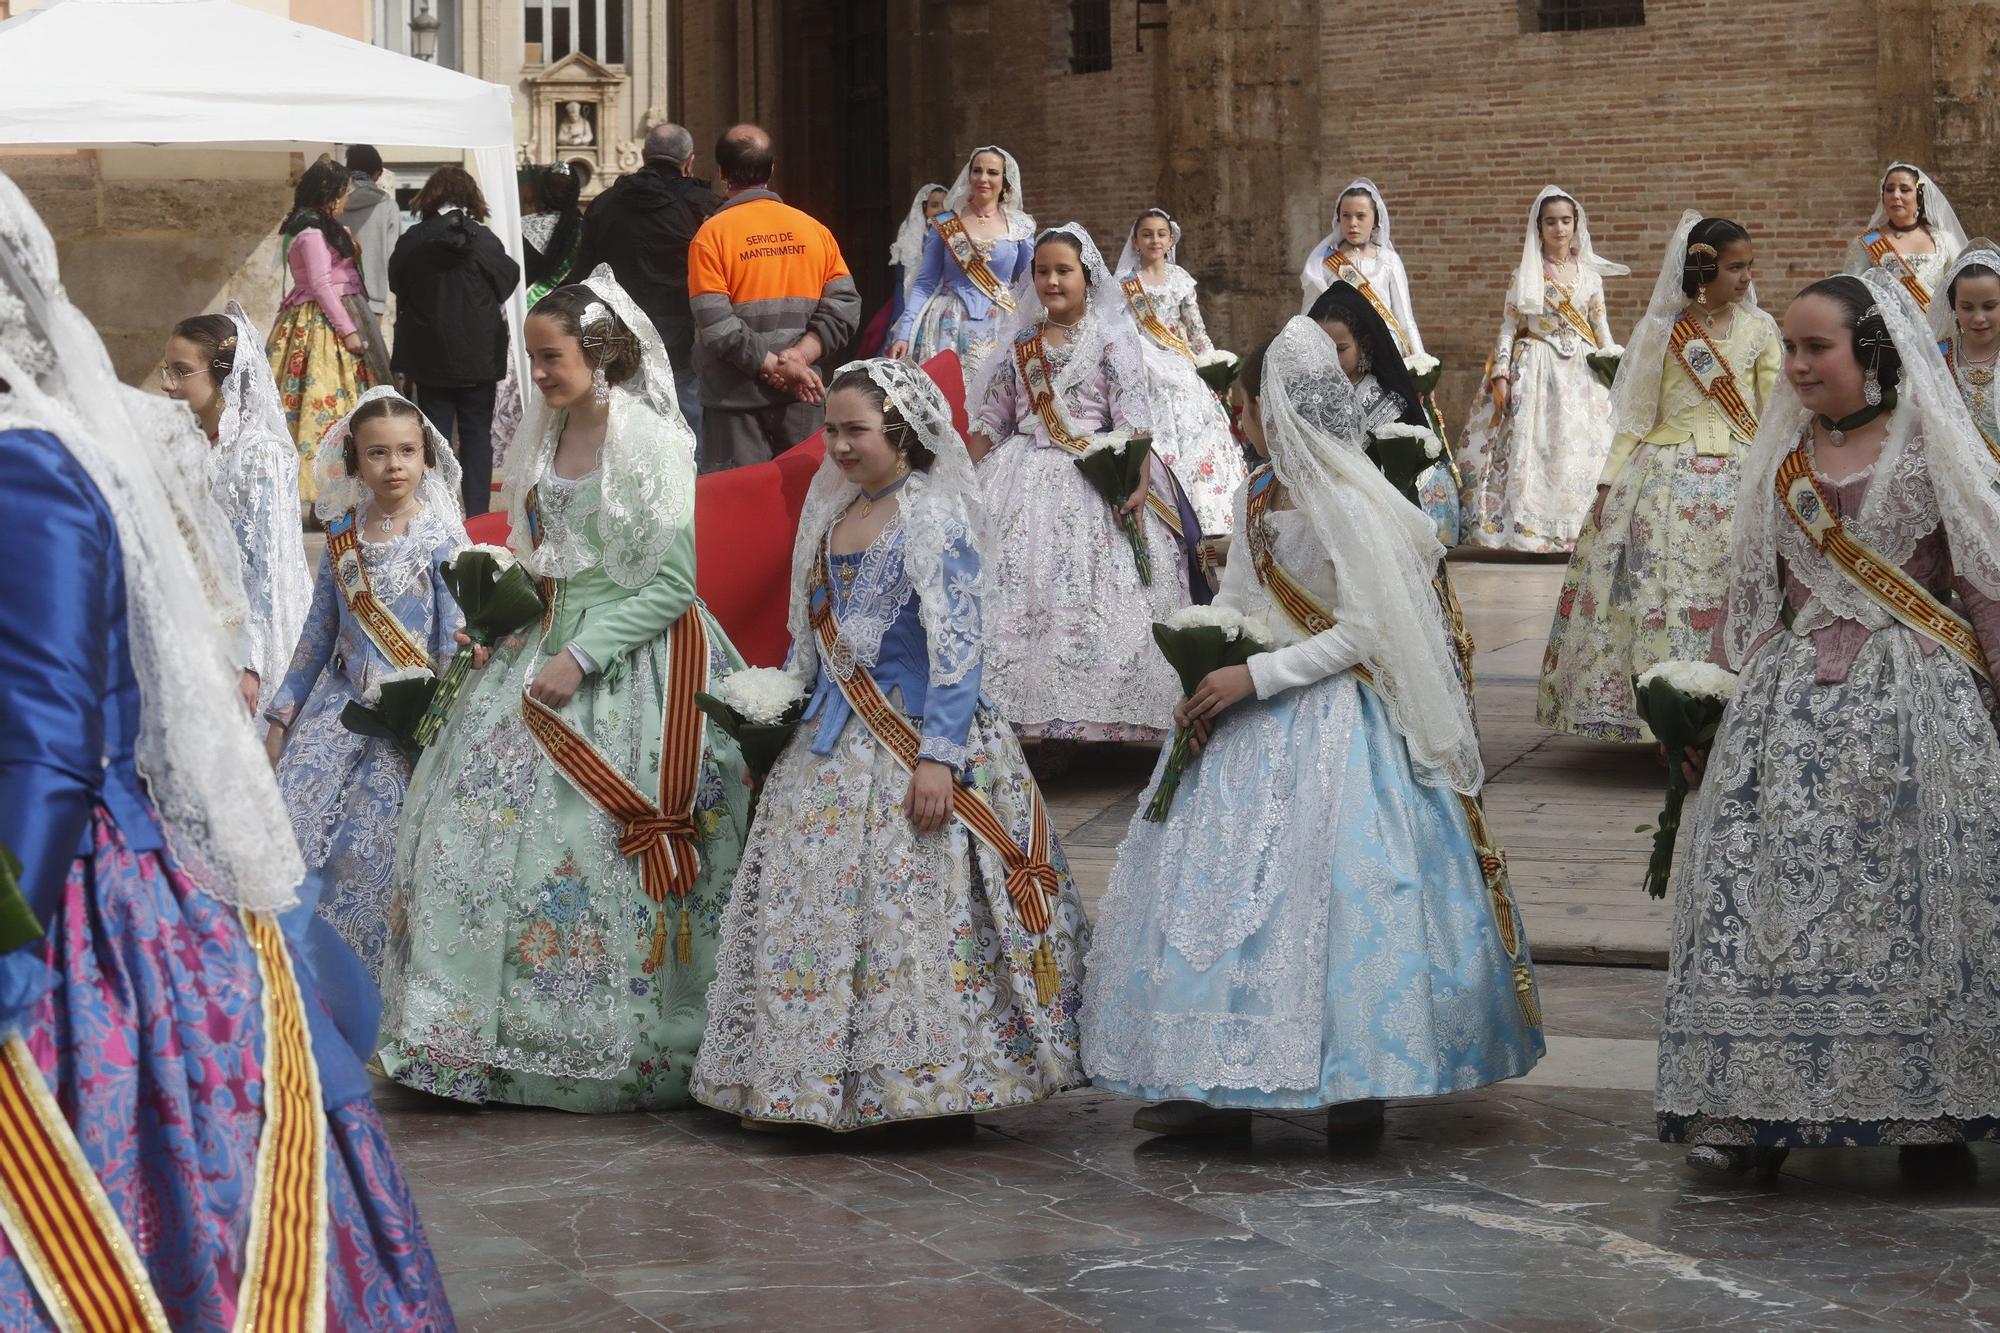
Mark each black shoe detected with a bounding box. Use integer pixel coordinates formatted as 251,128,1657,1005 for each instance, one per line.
1131,1100,1251,1137
1899,1142,1976,1179
1325,1098,1386,1138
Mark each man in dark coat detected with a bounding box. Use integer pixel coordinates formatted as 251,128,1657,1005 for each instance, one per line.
572,122,723,444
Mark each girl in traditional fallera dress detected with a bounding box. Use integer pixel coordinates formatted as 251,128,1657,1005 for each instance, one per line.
1081,318,1542,1138
380,266,751,1112
1932,240,2000,447
889,181,948,331
0,169,453,1331
1660,270,2000,1175
693,360,1090,1130
1457,186,1629,553
522,161,586,306
967,224,1190,744
888,147,1035,393
265,390,465,983
1114,208,1247,535
1298,177,1457,542
1539,214,1780,742
161,303,313,713
1845,162,1967,314
268,159,390,501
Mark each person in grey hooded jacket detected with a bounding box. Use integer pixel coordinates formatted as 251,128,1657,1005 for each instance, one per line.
342,145,402,318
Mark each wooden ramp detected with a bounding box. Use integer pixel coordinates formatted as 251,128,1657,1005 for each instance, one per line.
1041,555,1670,965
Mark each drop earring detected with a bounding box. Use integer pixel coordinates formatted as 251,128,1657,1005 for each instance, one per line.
592,364,609,405
1863,364,1883,407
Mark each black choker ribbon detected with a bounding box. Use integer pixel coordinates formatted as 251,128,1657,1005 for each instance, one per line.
1817,385,1897,442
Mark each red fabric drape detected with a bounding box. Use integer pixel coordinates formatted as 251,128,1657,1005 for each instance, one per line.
463,351,968,667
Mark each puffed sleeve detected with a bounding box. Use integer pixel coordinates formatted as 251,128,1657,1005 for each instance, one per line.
0,431,114,1027
914,524,984,770
890,229,947,344
267,549,339,727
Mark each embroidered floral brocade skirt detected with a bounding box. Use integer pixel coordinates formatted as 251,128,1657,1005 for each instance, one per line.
380,611,752,1113
0,814,454,1331
978,435,1188,742
1456,340,1615,554
268,299,379,505
1131,337,1246,537
912,290,1005,400
1081,672,1543,1107
1657,627,2000,1148
691,704,1089,1129
1537,441,1739,742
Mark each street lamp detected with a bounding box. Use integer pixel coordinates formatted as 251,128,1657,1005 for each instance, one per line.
409,0,440,62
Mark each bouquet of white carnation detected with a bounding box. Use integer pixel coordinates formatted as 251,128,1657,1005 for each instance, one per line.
1074,431,1158,584
695,666,809,807
1145,606,1273,821
1632,660,1738,898
411,544,547,747
1194,348,1241,396
1586,342,1625,390
341,664,439,766
1404,352,1442,395
1366,422,1444,507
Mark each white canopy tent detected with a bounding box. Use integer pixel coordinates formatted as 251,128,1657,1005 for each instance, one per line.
0,0,526,375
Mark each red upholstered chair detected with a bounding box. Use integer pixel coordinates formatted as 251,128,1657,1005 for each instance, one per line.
458,351,969,667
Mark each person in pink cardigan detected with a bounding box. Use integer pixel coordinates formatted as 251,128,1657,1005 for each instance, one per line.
267,159,390,504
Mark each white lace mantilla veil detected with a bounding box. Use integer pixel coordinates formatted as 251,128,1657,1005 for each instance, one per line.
502,262,696,587
1297,176,1395,297
1114,207,1182,278
784,358,987,690
941,146,1035,242
1262,316,1482,794
1722,267,2000,669
213,299,312,696
1857,162,1969,262
1609,209,1775,440
1511,185,1628,316
313,385,469,531
1928,239,2000,342
0,170,302,913
890,181,948,299
965,222,1139,419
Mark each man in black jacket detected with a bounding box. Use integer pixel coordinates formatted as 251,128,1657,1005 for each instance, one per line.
572,122,722,444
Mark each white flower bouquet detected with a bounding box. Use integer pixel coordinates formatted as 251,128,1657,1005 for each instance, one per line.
342,664,439,766
1632,660,1738,898
1586,342,1625,390
1194,348,1241,396
695,666,809,806
1404,352,1442,395
1073,431,1158,585
1366,423,1444,507
1145,606,1273,821
412,545,548,747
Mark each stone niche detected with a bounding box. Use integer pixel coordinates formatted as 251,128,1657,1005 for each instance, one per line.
525,51,626,192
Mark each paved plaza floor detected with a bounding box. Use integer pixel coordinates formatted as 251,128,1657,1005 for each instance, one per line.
376,555,1999,1330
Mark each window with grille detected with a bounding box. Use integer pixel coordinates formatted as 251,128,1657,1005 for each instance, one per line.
524,0,626,65
1527,0,1644,32
1069,0,1112,74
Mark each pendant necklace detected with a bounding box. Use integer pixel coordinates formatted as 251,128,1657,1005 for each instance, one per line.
855,472,910,520
1819,388,1896,446
373,497,419,535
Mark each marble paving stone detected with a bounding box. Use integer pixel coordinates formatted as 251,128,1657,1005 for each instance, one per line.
1530,963,1665,1041
439,1259,666,1332
984,1233,1468,1332
1512,1035,1659,1091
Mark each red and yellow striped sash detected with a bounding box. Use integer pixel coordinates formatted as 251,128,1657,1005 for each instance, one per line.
1775,437,1989,680
809,574,1064,1004
0,910,327,1333
234,910,328,1333
1013,329,1185,539
1861,229,1932,310
934,212,1017,313
1241,472,1538,1028
522,612,710,967
327,511,432,673
1544,280,1601,349
1119,275,1194,362
1668,312,1760,442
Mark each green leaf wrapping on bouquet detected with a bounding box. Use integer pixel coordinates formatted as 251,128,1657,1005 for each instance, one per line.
0,842,43,956
1630,672,1734,898
1586,352,1622,390
1072,435,1156,585
340,672,440,767
695,692,805,785
1365,434,1434,509
1143,621,1268,822
413,552,549,748
1407,359,1443,395
1194,355,1240,396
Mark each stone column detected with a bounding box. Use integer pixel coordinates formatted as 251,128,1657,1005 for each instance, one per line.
1158,0,1321,351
